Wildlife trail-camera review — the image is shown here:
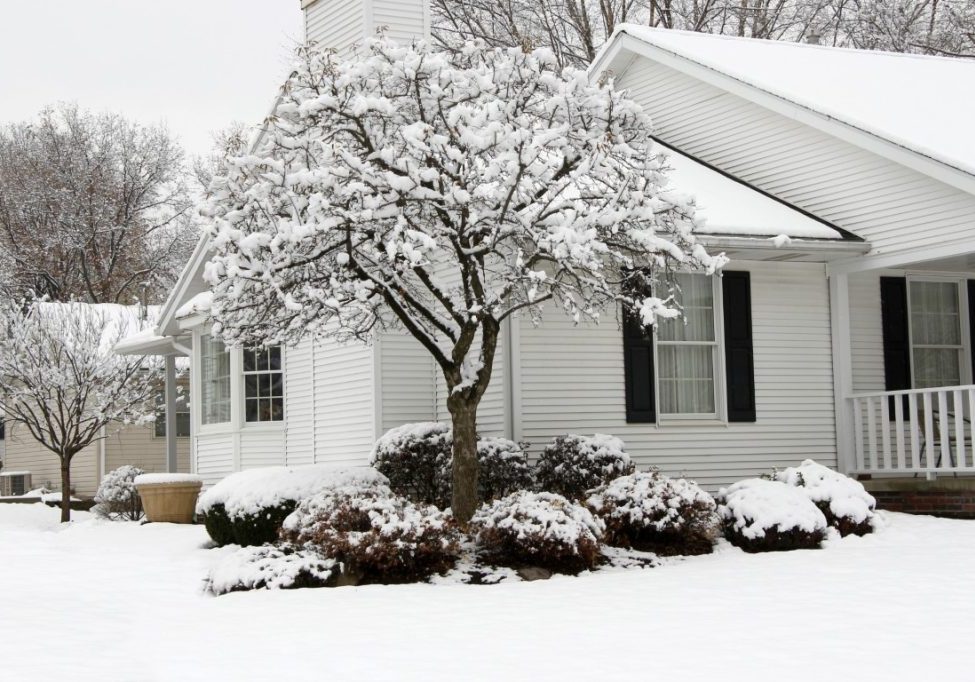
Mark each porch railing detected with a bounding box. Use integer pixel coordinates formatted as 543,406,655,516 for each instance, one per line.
850,385,975,477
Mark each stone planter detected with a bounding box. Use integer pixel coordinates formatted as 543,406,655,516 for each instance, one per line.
134,474,203,524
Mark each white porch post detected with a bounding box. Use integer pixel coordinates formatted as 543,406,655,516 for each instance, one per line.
164,354,178,473
829,271,856,474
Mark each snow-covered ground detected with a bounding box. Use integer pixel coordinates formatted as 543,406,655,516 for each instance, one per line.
1,504,972,681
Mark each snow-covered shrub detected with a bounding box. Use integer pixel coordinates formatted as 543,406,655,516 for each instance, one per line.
717,479,827,553
371,425,534,508
472,491,605,574
197,465,387,547
206,545,340,595
476,437,534,501
534,434,635,499
773,460,876,536
281,483,461,584
93,465,145,521
586,470,720,556
370,422,452,507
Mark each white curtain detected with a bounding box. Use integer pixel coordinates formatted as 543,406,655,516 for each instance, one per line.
658,274,716,415
910,281,962,389
201,334,231,424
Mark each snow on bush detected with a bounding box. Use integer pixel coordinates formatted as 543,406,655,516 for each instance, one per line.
370,422,452,507
197,465,387,547
475,437,534,502
773,460,876,536
717,479,827,553
534,434,635,500
94,465,145,521
206,545,340,595
586,470,720,556
281,482,460,584
472,491,605,574
371,424,534,508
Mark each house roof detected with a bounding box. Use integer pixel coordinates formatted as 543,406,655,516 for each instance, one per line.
601,26,975,182
665,148,842,240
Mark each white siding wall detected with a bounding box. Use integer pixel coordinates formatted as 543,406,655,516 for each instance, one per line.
304,0,365,53
381,332,436,432
615,58,975,258
2,430,98,496
304,0,428,52
850,271,886,395
517,261,837,490
195,433,235,488
311,338,376,467
285,339,316,466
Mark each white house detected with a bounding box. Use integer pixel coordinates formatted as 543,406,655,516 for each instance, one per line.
117,0,975,501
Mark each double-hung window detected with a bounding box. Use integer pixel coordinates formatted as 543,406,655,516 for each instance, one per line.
656,273,720,417
154,392,191,438
201,334,231,425
243,346,284,423
909,280,965,389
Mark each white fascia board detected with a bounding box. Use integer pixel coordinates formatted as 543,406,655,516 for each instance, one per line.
828,238,975,275
604,32,975,198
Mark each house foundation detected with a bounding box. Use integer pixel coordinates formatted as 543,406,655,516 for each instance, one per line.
860,477,975,519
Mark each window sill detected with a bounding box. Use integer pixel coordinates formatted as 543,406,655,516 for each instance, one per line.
656,418,728,428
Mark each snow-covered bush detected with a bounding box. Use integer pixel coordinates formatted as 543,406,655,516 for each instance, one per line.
586,471,720,556
370,422,452,507
196,465,388,547
206,545,340,595
93,465,145,521
717,479,828,553
281,483,460,584
476,437,534,501
773,460,876,536
534,435,635,499
371,425,534,508
472,491,605,574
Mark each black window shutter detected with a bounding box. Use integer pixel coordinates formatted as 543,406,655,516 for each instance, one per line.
880,277,912,393
623,312,655,423
968,281,975,384
722,271,756,422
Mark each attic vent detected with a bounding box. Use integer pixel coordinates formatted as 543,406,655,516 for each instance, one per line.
0,472,31,497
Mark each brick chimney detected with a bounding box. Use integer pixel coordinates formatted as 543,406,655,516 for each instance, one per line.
301,0,430,54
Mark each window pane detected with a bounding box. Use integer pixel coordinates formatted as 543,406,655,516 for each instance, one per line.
243,349,256,372
911,281,960,345
245,374,258,399
245,399,258,423
658,345,715,414
913,348,961,389
658,274,714,343
201,335,231,425
269,346,282,371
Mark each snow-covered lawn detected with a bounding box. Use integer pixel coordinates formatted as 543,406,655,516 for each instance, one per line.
1,504,972,681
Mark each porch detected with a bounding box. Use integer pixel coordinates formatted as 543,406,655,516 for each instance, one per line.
830,245,975,483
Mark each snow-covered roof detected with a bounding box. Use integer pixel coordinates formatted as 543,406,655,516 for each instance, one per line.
664,149,841,240
612,26,975,178
175,291,213,319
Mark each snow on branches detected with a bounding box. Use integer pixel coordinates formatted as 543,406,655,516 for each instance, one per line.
203,37,722,358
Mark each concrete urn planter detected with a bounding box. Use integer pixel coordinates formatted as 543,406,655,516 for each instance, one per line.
134,474,203,524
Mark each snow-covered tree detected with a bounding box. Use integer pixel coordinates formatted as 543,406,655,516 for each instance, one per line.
0,301,161,521
0,104,199,305
202,38,724,522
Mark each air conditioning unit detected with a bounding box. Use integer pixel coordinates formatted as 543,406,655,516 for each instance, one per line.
0,471,31,497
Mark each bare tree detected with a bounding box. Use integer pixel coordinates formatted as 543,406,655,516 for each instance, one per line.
0,104,200,305
431,0,975,69
192,122,250,194
202,38,725,522
0,301,160,521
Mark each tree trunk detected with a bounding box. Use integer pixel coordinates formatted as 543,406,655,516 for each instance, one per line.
59,457,71,523
448,396,479,524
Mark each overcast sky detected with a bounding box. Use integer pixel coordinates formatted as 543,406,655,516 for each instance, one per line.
0,0,304,156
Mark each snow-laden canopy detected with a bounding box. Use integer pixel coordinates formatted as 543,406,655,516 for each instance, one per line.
33,302,159,354
616,25,975,177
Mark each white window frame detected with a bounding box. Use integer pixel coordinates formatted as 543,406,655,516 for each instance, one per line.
653,273,726,423
906,275,972,389
241,346,286,426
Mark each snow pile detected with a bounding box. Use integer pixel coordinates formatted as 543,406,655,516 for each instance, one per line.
718,478,827,552
472,491,605,574
175,291,213,319
282,482,460,584
21,487,52,498
206,545,340,595
41,492,81,504
774,459,876,535
134,473,202,486
370,422,451,464
94,466,145,521
586,470,720,555
535,434,635,499
197,465,387,519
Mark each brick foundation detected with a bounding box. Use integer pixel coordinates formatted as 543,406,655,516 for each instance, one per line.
861,478,975,520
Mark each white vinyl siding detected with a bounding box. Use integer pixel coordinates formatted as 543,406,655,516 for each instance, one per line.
311,337,376,467
381,332,436,433
370,0,429,45
615,58,975,259
304,0,365,54
517,261,836,490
